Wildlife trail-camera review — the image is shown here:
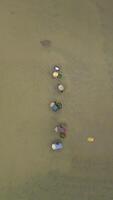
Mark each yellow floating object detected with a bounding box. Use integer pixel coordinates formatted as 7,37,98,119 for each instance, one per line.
52,71,58,78
87,137,95,142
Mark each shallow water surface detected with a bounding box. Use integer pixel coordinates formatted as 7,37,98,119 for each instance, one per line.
0,0,113,199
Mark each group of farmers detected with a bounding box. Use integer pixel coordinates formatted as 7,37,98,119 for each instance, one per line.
50,65,67,151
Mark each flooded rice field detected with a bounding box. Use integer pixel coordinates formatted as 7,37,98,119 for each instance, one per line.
0,0,113,199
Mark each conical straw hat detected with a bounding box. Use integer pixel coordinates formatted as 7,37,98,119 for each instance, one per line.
52,71,58,78
50,102,55,108
52,144,56,150
58,84,64,91
87,137,94,142
54,65,60,71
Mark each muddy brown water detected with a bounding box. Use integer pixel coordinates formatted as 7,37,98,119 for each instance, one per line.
0,0,113,199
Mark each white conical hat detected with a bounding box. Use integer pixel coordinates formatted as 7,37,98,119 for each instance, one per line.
54,66,60,71
52,144,56,150
54,127,58,132
50,102,55,108
58,84,64,91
